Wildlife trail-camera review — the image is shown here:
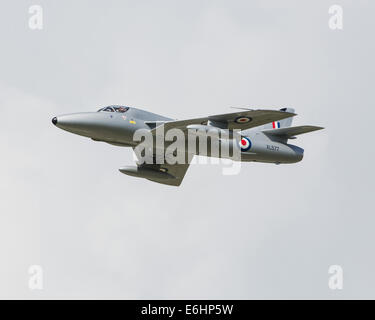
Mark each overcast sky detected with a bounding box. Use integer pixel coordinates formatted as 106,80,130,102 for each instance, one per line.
0,0,374,299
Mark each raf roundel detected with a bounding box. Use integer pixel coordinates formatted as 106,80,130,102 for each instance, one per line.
235,116,252,124
239,137,252,151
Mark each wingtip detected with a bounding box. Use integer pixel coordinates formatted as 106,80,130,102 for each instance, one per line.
281,111,297,117
308,125,325,131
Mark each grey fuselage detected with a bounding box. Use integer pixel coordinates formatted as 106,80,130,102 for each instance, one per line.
52,106,304,164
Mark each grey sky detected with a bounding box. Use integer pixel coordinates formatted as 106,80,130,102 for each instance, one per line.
0,0,374,299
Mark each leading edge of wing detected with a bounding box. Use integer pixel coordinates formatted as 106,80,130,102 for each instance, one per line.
151,109,296,133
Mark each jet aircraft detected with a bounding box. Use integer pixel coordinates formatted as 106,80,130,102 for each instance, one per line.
52,106,323,186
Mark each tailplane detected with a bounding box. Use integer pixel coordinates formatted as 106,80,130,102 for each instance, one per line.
262,125,324,140
258,107,323,142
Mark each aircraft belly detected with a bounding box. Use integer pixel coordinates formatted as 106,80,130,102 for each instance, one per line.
156,138,302,164
241,142,303,163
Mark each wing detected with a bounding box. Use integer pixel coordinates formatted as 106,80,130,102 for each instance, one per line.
119,149,192,186
151,109,296,134
262,125,324,139
140,162,190,186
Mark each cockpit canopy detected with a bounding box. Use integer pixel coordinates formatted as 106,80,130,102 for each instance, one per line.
97,105,129,113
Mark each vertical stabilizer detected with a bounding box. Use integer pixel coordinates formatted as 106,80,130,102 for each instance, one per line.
260,107,295,130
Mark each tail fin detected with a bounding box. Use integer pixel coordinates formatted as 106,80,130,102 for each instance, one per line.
261,107,295,130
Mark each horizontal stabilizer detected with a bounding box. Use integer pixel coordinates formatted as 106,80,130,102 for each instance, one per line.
262,125,324,139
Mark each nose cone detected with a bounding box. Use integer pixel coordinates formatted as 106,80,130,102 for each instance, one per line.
52,111,132,141
53,113,98,137
51,112,117,140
